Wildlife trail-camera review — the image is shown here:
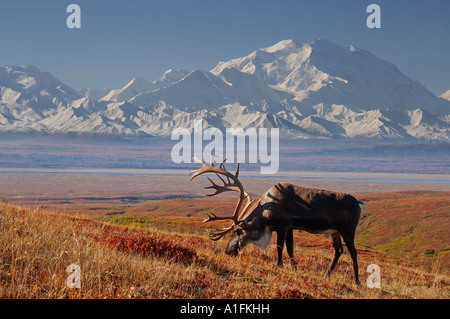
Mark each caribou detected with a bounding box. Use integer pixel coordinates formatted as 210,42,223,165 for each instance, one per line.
189,157,365,285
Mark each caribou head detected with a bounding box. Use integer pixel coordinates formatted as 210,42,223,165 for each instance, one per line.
189,157,263,255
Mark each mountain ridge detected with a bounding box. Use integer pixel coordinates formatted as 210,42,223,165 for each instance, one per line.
0,39,449,141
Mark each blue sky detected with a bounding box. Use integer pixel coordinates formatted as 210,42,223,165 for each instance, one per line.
0,0,449,95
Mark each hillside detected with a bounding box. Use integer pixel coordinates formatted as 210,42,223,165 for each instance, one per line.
93,191,450,272
0,198,448,299
356,191,450,270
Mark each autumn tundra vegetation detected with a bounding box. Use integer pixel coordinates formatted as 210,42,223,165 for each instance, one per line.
0,183,448,299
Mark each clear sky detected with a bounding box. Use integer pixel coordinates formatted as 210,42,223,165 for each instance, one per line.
0,0,449,95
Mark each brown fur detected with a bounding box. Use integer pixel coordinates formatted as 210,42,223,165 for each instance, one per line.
238,182,363,285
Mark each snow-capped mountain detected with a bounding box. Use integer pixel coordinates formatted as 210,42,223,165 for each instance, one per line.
0,40,449,141
0,65,80,112
100,69,191,103
440,90,450,101
212,39,448,114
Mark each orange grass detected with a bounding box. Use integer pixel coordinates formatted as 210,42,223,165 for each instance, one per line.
356,191,450,270
1,200,449,299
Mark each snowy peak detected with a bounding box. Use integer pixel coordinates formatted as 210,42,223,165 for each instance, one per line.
100,77,154,102
99,69,191,103
2,65,55,90
158,68,189,84
0,65,81,118
213,39,449,114
0,39,449,141
123,77,152,91
310,38,352,53
131,69,235,111
262,39,299,53
0,65,80,101
211,39,351,107
212,39,310,78
440,90,450,101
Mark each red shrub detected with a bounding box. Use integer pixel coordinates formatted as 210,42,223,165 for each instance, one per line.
93,223,197,264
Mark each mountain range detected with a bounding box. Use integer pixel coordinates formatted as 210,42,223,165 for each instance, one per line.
0,39,449,141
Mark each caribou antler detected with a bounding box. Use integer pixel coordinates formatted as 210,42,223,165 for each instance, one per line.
189,156,253,240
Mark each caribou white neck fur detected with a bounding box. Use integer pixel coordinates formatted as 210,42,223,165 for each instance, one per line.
251,226,272,250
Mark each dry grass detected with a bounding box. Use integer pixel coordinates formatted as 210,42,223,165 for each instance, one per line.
0,201,448,299
357,191,450,271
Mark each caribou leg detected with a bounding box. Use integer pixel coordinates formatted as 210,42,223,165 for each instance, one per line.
276,226,287,267
286,229,297,268
342,231,360,286
325,232,343,277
